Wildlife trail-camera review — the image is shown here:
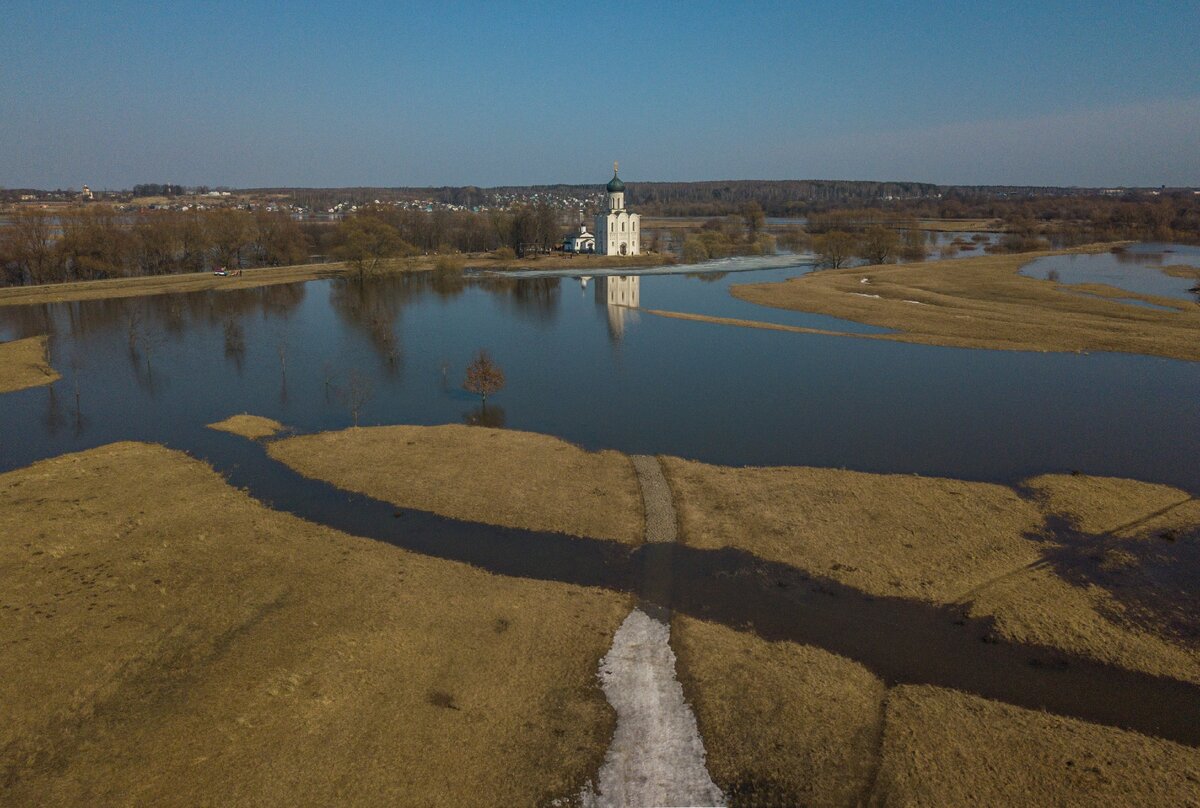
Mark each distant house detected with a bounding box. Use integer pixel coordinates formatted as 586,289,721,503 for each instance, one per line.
563,223,596,253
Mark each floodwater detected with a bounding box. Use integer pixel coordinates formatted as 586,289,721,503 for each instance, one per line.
1021,243,1200,302
2,250,1200,492
3,250,1200,746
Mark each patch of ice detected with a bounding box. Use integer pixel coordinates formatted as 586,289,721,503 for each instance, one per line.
580,609,725,808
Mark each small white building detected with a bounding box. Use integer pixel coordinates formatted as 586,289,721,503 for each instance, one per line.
594,163,640,256
563,223,596,253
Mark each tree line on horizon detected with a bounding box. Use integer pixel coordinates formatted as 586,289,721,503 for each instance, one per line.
0,203,569,287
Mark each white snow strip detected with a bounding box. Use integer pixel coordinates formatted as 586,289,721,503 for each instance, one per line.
580,609,725,808
850,292,882,298
903,299,925,304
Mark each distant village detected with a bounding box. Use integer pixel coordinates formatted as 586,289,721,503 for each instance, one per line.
0,183,610,222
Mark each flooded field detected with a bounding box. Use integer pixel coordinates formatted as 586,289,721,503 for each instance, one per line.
1021,243,1200,302
2,251,1200,491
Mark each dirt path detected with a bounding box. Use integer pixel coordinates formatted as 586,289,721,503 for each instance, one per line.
582,456,725,807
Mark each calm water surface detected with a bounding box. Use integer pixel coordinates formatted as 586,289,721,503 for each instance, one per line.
2,252,1199,492
1021,243,1200,302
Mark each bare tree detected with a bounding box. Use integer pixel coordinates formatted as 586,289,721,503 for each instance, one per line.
463,349,505,404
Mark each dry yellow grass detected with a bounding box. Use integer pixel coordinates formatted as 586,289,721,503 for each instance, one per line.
965,564,1199,684
672,615,885,805
0,442,629,806
731,246,1200,361
268,424,644,544
662,456,1043,603
661,457,1200,683
1026,473,1194,534
206,413,287,440
644,308,854,337
1160,263,1200,282
0,335,60,393
874,685,1200,807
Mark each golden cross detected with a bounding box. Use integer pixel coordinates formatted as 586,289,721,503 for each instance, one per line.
613,161,618,175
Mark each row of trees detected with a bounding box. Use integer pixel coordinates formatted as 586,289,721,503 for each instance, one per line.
807,193,1200,245
0,203,576,287
0,207,312,286
810,227,930,268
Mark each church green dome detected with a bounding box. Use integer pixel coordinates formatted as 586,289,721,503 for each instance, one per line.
606,172,625,193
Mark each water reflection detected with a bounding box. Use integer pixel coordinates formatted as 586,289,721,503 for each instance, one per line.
1022,244,1200,302
463,403,506,428
488,276,561,323
330,278,405,374
2,252,1200,493
596,275,640,341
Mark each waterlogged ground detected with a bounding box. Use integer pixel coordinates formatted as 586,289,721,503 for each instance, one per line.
3,251,1200,805
2,250,1200,491
1021,242,1200,302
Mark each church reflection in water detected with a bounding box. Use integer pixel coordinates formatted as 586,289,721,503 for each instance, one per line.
595,275,640,341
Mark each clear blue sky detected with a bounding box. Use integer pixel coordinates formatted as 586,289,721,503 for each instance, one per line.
2,1,1197,189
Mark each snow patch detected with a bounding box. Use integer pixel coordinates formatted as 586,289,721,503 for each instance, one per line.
580,609,725,808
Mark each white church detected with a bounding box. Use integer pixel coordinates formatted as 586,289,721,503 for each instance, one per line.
594,163,641,256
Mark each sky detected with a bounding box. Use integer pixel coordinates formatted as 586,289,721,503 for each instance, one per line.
1,1,1198,189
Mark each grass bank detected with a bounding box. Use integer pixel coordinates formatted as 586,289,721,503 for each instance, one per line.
662,457,1200,685
265,423,644,544
674,616,1199,807
207,413,286,439
0,442,628,806
0,335,59,393
729,245,1200,361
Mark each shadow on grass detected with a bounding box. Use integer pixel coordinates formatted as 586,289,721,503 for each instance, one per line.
183,427,1200,747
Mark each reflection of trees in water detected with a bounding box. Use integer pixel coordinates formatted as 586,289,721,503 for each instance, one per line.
683,271,729,283
483,277,561,323
223,318,246,373
462,403,506,429
0,303,56,340
42,386,65,436
430,265,469,298
0,282,307,347
330,277,420,373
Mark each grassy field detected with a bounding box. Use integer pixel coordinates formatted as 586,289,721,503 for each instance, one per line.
207,413,287,439
729,245,1200,361
662,458,1200,684
0,335,60,393
672,615,884,805
0,442,629,806
0,252,673,308
266,424,645,544
874,685,1200,806
674,616,1200,807
3,421,1197,803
